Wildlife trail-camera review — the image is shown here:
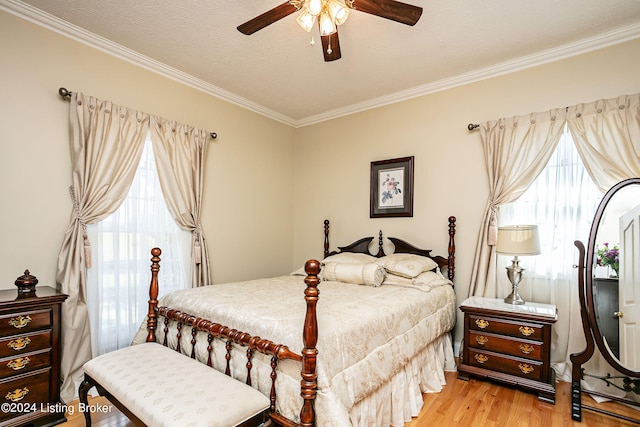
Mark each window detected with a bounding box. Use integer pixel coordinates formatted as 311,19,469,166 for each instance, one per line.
87,136,190,356
499,126,602,300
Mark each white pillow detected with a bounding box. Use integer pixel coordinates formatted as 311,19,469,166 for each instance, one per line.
376,253,438,278
322,252,377,265
321,262,386,287
413,269,453,288
383,269,452,291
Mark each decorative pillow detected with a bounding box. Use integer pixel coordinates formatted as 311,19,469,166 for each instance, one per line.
322,252,377,265
413,269,453,288
383,269,452,291
376,253,438,278
321,262,386,287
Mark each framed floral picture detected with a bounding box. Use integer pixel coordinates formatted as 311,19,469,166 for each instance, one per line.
370,156,414,218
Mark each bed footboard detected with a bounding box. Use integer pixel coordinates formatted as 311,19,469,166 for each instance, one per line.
146,248,319,426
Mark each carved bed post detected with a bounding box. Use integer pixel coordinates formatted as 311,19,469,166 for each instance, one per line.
146,248,162,343
323,220,330,259
447,216,456,282
300,259,320,427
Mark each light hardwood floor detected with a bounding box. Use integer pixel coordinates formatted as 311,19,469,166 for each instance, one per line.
60,372,639,427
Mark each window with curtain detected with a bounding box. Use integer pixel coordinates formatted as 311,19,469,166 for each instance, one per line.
87,135,191,356
500,126,602,286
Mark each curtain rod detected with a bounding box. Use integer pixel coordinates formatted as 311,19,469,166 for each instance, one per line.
58,87,217,139
468,123,479,131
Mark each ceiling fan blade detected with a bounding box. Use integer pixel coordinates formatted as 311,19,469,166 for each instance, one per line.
352,0,423,26
237,2,298,35
321,32,341,62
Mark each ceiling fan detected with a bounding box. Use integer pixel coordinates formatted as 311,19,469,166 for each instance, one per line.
237,0,423,62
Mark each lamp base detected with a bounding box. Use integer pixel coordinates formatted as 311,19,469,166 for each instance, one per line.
504,256,525,305
504,289,525,305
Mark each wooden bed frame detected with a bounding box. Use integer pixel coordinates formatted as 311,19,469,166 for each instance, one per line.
96,216,457,426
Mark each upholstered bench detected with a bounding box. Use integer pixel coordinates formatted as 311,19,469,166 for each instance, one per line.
79,342,271,427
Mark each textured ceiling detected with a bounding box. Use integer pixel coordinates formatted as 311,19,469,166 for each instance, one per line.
6,0,640,126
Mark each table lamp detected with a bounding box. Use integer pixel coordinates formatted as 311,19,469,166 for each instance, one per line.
496,225,541,305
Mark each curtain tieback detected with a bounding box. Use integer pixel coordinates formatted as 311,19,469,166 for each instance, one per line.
69,186,92,268
488,204,498,246
193,228,202,265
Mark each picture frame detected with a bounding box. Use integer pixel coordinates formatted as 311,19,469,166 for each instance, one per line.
370,156,414,218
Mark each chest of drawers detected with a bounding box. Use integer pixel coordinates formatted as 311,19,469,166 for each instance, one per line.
457,296,557,403
0,286,68,426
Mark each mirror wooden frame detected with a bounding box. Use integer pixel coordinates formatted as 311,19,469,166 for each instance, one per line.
571,177,640,423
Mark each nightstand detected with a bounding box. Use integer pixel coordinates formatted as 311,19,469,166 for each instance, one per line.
0,286,68,426
457,296,557,404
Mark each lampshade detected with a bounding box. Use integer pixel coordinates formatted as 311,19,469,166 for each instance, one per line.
318,10,337,36
496,225,541,256
296,9,316,32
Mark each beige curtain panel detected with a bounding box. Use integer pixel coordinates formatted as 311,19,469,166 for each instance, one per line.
468,110,566,298
56,92,213,403
150,116,212,287
568,93,640,189
57,92,149,403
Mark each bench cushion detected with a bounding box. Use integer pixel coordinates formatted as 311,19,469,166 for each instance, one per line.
83,342,270,427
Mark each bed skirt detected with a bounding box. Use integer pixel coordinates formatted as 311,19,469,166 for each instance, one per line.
346,332,456,427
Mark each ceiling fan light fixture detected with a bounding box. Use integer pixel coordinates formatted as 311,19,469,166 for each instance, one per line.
296,9,316,32
318,10,337,36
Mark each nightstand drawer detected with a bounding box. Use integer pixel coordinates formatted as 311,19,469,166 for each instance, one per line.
469,314,543,341
0,330,51,358
468,348,543,381
0,309,52,336
0,349,51,379
469,330,542,360
0,369,51,422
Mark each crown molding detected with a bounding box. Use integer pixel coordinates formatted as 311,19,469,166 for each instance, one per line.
296,22,640,127
3,0,639,128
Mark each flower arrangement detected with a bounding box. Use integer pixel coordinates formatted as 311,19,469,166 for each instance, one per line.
597,242,619,277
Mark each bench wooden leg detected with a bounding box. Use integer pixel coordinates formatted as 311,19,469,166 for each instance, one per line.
78,376,93,427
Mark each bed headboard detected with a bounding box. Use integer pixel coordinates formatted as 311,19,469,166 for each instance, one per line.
322,216,456,281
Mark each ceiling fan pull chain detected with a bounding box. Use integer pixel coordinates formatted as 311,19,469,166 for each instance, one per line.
327,41,332,54
310,36,316,46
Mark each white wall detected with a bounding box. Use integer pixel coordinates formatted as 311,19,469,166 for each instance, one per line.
0,11,295,288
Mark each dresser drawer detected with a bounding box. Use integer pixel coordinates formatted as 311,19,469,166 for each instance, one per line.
0,349,51,379
0,309,52,336
0,330,51,358
0,369,51,422
468,330,542,360
468,348,543,381
468,314,543,341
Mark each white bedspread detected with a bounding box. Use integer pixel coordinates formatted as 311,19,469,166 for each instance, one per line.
131,275,456,426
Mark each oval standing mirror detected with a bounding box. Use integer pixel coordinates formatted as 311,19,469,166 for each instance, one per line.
572,177,640,423
587,178,640,373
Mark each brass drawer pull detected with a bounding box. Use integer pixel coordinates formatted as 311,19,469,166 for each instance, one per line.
474,354,489,364
519,326,535,337
518,363,534,374
475,319,489,329
7,357,30,371
519,343,534,355
7,337,31,351
5,387,29,402
8,316,32,329
475,335,488,345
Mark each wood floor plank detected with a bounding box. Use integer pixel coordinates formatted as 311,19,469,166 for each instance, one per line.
60,373,640,426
